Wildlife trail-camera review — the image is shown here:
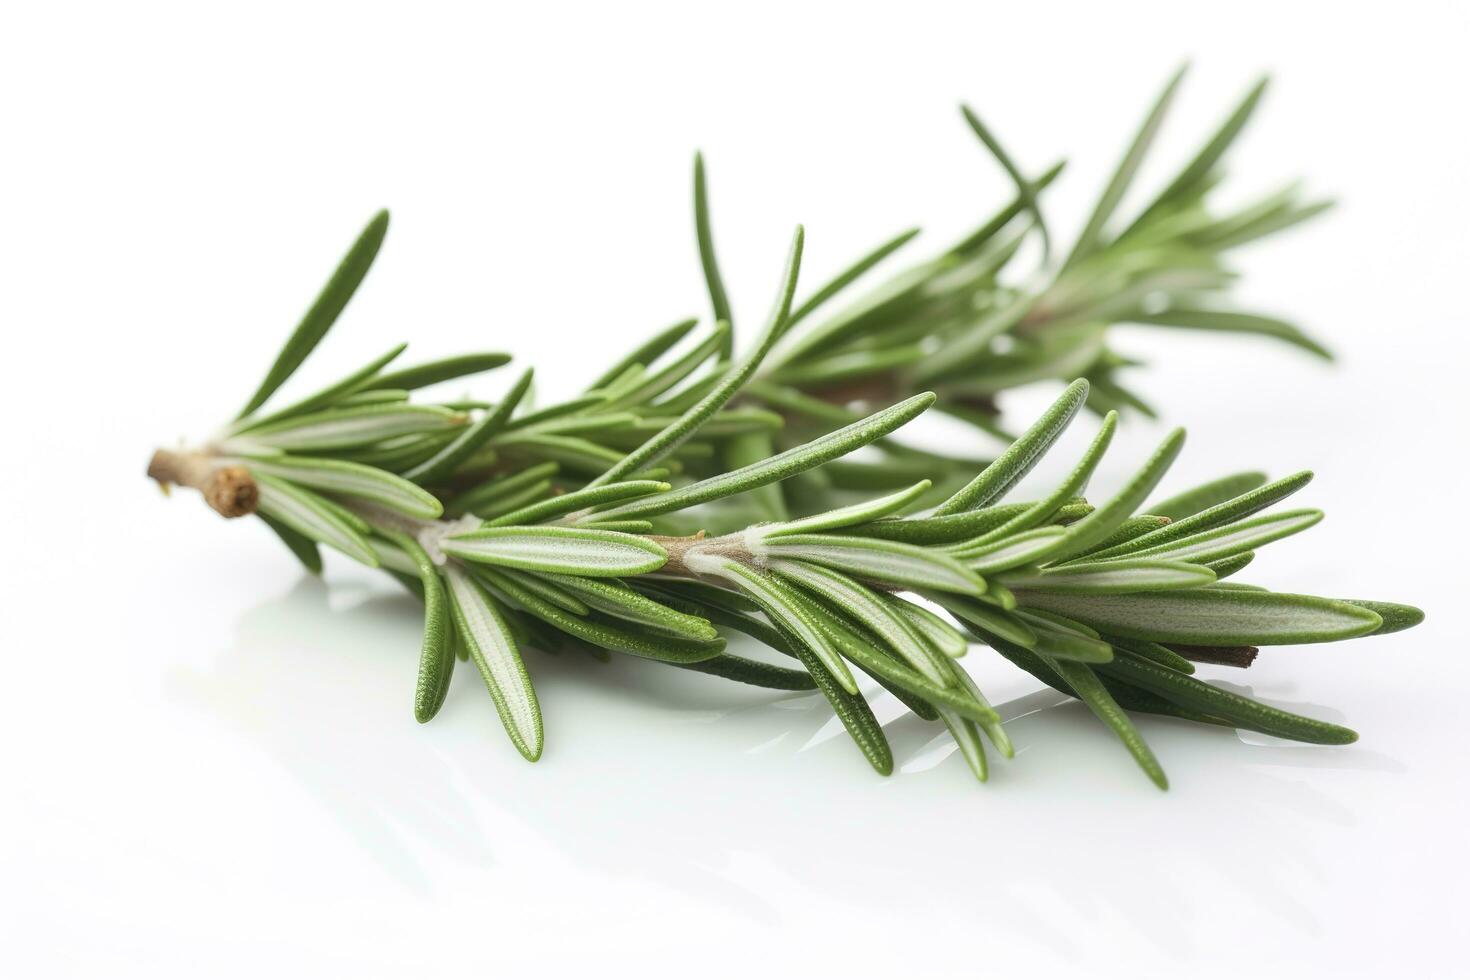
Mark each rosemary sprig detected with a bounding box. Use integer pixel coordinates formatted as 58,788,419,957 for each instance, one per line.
147,189,1420,788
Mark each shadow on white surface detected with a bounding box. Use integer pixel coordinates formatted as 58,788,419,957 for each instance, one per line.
165,574,1410,955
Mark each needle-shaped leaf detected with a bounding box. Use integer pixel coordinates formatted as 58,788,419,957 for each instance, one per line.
1096,470,1312,559
1005,559,1217,595
252,472,378,567
475,567,722,664
773,559,955,686
1129,76,1270,229
381,531,454,723
971,412,1118,545
590,227,804,486
1019,588,1383,645
243,404,464,452
932,379,1090,516
595,392,935,519
1045,656,1167,789
759,481,932,539
714,560,859,695
1060,64,1188,272
234,344,407,432
883,596,969,659
1098,654,1357,744
674,654,816,691
940,595,1038,649
247,455,443,519
606,323,730,408
954,526,1068,573
402,368,534,485
449,462,559,517
1145,470,1267,522
445,566,543,760
1041,428,1187,564
367,352,513,392
586,318,699,392
693,153,734,337
960,104,1049,258
486,480,669,528
443,526,667,577
1111,509,1322,566
1337,599,1425,636
762,534,986,595
1129,308,1331,360
782,227,921,333
539,573,719,640
238,210,390,418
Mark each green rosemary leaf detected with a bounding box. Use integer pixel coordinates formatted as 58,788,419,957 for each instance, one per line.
445,566,543,760
1098,655,1357,745
586,318,699,392
882,595,969,659
1205,551,1255,581
591,226,804,486
939,595,1038,649
247,455,443,519
575,519,655,533
596,392,936,519
960,104,1049,258
773,560,955,685
763,482,932,538
1105,635,1197,674
932,379,1090,516
693,153,734,337
237,210,390,419
496,433,625,475
1336,599,1426,636
973,412,1119,545
242,404,464,452
951,663,1012,757
783,227,921,332
1019,588,1383,645
715,560,859,694
1145,470,1268,521
380,531,454,723
1111,508,1322,566
1129,308,1331,360
1072,515,1172,558
1097,470,1312,558
497,570,590,615
672,653,816,691
1020,617,1115,663
449,462,559,516
443,526,668,577
502,395,611,432
746,381,861,425
1004,558,1217,594
367,352,513,392
804,602,1000,726
338,388,410,407
477,567,721,665
1060,64,1187,273
763,533,985,595
853,503,1035,545
485,480,669,528
462,479,552,521
234,344,407,432
606,322,730,408
938,702,989,782
1046,656,1168,789
253,472,378,567
769,615,893,775
539,573,718,640
403,368,534,485
1042,428,1187,563
953,526,1068,573
258,513,323,575
1132,76,1269,227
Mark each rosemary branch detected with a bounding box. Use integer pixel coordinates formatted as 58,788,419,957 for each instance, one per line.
148,71,1422,789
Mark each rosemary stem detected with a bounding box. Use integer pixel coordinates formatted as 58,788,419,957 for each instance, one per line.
147,448,258,518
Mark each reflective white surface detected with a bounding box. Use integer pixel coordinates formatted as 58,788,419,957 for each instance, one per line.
2,3,1467,976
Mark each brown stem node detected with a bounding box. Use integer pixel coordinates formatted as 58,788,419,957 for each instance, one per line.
147,449,258,518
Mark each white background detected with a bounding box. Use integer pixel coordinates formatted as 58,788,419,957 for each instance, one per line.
2,2,1468,976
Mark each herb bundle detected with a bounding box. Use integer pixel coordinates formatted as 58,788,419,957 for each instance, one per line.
149,71,1421,787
